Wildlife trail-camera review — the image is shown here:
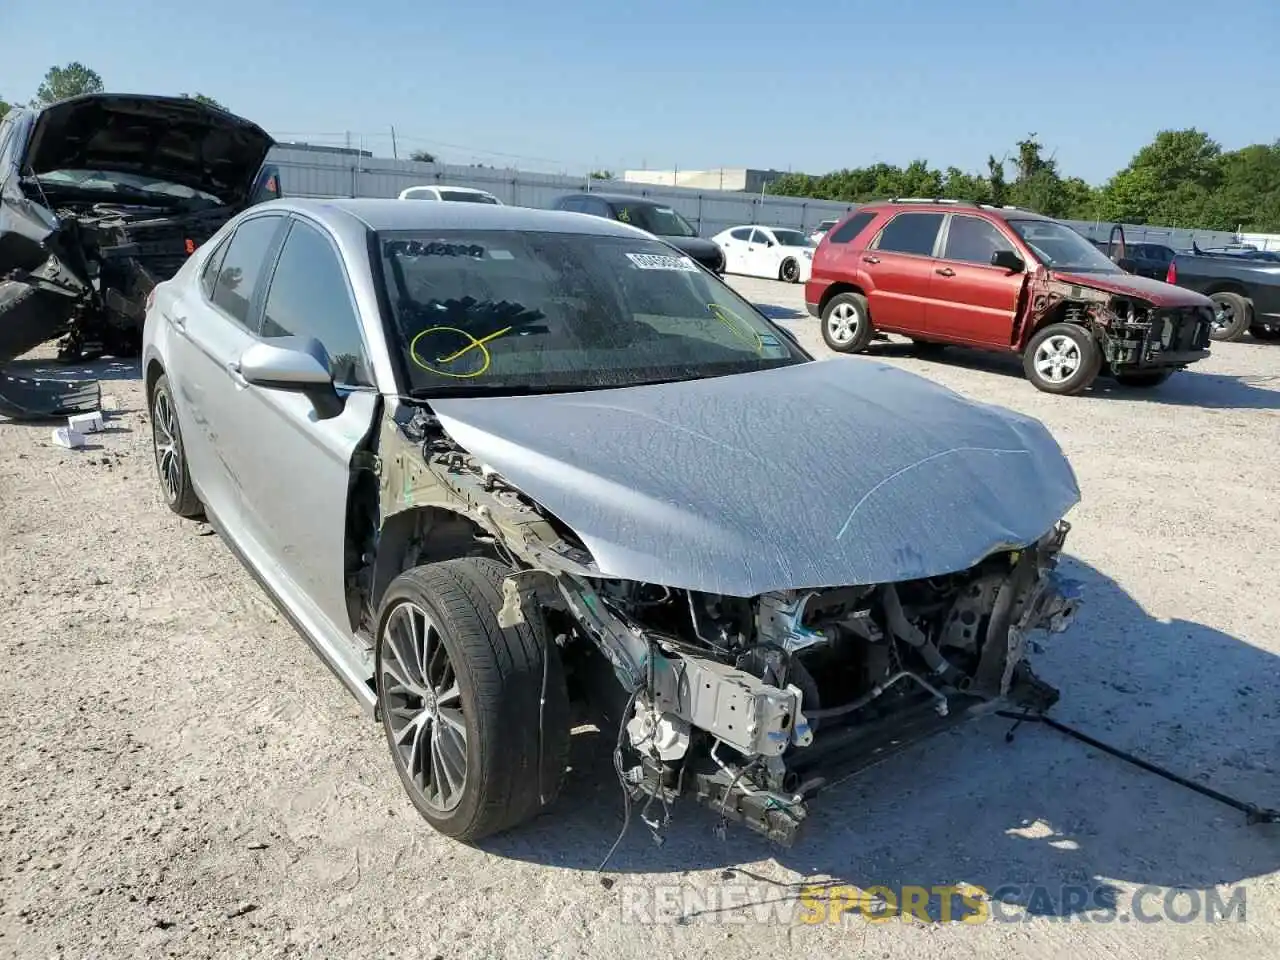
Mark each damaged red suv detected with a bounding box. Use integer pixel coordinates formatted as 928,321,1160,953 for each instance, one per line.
805,200,1215,394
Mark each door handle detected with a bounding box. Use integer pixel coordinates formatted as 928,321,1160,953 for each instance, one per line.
170,310,187,329
226,360,248,386
935,267,956,277
862,255,880,264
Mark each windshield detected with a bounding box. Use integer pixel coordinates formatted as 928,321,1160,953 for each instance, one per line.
772,229,814,248
614,203,698,237
33,169,223,205
440,190,499,204
1007,219,1121,273
377,229,805,396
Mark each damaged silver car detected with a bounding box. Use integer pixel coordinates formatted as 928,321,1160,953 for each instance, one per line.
141,198,1083,845
0,93,279,413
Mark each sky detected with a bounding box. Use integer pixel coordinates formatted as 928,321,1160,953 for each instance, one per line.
3,0,1278,184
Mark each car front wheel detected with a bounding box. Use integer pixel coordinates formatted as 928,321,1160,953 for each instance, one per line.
376,557,570,842
1023,323,1102,395
821,292,874,353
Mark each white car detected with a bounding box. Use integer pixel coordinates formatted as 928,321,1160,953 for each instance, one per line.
810,219,838,244
397,185,503,204
711,225,815,283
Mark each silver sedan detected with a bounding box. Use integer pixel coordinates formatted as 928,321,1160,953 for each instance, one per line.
142,198,1082,846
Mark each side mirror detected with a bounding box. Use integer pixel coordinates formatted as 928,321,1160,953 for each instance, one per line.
991,249,1025,272
237,337,344,419
765,239,775,247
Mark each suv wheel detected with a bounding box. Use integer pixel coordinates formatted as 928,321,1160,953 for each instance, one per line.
821,292,874,353
375,557,570,842
1023,323,1102,395
150,374,203,518
1208,292,1251,342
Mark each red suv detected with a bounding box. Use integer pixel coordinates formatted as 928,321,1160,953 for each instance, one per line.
805,200,1216,395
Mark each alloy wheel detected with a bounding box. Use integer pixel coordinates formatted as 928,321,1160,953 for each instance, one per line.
379,600,468,814
1211,298,1234,333
781,259,799,282
152,390,182,504
1033,334,1082,384
827,302,860,345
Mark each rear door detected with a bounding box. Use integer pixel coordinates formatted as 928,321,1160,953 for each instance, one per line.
860,212,944,333
165,213,288,533
228,215,379,633
925,214,1025,346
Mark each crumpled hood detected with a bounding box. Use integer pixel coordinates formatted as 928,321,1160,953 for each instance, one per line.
23,94,274,206
429,358,1080,597
1051,268,1212,309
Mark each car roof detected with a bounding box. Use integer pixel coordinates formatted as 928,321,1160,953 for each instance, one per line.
253,197,654,238
559,192,669,207
857,199,1055,222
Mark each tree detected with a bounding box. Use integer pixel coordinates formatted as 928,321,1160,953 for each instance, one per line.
589,169,614,180
32,62,104,106
0,97,9,120
409,149,436,163
181,93,227,111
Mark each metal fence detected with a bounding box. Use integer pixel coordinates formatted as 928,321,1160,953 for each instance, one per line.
266,147,1244,249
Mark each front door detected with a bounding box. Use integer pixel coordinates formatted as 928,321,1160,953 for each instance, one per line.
925,214,1026,347
861,211,944,333
228,216,380,634
743,228,775,278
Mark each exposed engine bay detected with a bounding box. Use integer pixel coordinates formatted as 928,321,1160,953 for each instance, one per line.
367,401,1084,845
1,199,246,363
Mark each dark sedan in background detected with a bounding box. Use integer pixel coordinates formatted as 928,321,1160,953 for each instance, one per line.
551,192,726,274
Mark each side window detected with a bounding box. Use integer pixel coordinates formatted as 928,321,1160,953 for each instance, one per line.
827,211,876,244
211,216,283,329
749,228,770,244
199,236,231,300
260,220,371,386
587,198,613,217
873,213,944,257
729,227,753,241
560,196,585,213
943,215,1015,265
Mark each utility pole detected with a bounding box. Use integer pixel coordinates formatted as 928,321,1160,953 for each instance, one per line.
391,126,398,160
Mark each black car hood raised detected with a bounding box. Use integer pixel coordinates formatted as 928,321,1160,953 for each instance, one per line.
429,358,1081,597
23,94,275,206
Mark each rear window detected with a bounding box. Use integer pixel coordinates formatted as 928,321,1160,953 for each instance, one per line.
874,213,944,256
827,211,875,244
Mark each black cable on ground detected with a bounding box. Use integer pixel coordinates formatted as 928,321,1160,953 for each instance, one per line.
996,709,1280,825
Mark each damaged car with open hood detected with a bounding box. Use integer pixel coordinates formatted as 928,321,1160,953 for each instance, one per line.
141,198,1084,846
0,93,279,414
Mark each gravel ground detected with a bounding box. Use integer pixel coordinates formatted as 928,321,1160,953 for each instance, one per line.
1,274,1278,960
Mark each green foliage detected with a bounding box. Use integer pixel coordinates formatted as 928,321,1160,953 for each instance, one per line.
181,93,228,111
409,149,437,163
589,169,614,180
771,129,1280,232
33,62,104,106
0,97,9,120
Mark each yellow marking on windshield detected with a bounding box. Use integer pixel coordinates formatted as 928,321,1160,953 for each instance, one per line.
707,303,765,354
409,325,513,378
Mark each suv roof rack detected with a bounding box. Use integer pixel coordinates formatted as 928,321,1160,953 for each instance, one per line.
884,198,1036,214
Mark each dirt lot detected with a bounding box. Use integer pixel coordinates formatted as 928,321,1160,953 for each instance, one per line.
2,274,1278,960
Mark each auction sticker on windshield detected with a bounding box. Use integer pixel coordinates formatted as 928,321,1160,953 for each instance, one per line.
625,252,700,272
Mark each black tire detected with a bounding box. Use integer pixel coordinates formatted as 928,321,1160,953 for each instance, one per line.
375,557,571,842
149,374,203,518
1022,322,1102,395
1114,370,1173,388
1208,292,1252,342
820,291,874,353
1250,325,1280,342
779,258,800,284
